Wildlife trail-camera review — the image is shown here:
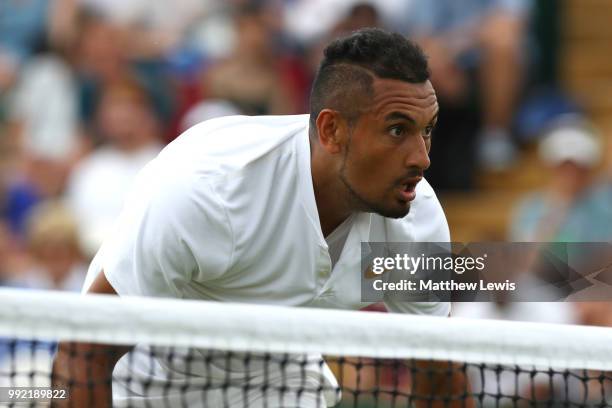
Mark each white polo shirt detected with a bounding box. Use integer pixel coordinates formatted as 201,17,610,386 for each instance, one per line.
83,114,451,407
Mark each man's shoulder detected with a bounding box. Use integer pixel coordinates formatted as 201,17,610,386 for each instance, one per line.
172,114,310,150
158,114,310,175
137,114,312,218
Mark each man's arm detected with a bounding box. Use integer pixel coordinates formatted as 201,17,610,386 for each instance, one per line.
412,359,475,408
412,307,475,408
51,271,133,408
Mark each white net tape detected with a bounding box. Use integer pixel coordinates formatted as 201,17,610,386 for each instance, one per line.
1,288,612,371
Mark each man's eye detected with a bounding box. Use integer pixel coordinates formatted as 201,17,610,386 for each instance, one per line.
423,125,434,138
389,125,405,138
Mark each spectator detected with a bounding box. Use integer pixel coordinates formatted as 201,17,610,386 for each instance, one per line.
179,99,241,132
203,4,308,115
509,116,612,333
65,79,163,257
5,50,81,230
9,54,79,163
70,12,133,126
8,201,86,291
402,0,531,185
0,0,50,93
333,3,381,34
510,116,609,242
509,115,612,314
50,10,173,134
50,0,208,60
0,122,70,240
302,2,390,80
283,0,404,45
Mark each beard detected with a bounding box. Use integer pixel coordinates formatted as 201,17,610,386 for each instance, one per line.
339,171,411,218
337,129,413,219
339,154,411,219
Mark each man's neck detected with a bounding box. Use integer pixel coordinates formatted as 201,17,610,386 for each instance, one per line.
310,145,352,237
315,187,352,238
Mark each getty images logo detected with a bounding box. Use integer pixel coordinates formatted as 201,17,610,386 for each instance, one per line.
370,254,488,275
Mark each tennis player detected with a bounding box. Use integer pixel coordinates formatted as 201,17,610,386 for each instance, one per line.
53,28,469,407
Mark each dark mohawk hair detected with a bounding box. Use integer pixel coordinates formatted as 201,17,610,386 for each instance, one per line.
309,28,430,132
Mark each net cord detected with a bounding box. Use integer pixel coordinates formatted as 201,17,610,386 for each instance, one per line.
1,288,611,371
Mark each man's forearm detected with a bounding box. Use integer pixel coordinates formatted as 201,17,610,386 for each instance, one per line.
51,341,132,408
412,360,475,408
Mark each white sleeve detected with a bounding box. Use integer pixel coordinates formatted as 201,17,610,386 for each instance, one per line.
99,169,234,299
384,178,451,317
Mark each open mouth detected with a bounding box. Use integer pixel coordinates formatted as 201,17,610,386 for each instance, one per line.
398,182,417,202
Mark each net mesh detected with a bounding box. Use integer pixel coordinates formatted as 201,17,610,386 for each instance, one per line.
1,288,612,408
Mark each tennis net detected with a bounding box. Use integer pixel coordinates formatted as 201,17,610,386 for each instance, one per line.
1,288,612,407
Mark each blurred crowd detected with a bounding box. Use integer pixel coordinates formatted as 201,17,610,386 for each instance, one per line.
0,0,611,325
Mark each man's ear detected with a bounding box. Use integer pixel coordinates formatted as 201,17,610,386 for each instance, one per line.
315,109,349,154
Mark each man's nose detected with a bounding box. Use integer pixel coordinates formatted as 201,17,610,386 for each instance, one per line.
405,136,431,171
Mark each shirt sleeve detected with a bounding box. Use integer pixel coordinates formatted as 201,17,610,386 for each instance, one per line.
98,167,234,299
383,178,451,317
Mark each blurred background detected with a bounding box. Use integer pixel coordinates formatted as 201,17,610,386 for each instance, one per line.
1,0,611,325
2,1,612,404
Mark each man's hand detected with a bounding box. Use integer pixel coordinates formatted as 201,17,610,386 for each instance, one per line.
51,271,133,407
412,359,476,408
52,342,132,407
